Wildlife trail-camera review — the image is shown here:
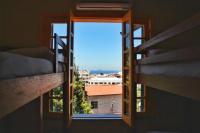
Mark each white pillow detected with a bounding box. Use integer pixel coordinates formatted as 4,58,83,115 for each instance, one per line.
8,47,54,61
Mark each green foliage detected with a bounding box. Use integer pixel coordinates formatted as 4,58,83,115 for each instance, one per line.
52,87,63,97
50,87,63,112
51,98,63,112
73,67,93,114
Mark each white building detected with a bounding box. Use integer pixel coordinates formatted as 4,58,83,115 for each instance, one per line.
86,77,122,85
79,70,90,80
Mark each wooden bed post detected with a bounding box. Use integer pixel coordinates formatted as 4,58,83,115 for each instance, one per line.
40,95,44,133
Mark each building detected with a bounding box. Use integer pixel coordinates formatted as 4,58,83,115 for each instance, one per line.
0,0,200,133
85,85,122,114
86,77,122,85
78,70,90,80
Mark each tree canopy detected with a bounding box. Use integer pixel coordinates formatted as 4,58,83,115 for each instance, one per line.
73,67,93,114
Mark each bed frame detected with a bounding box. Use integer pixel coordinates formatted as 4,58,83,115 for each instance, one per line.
135,12,200,100
0,33,68,119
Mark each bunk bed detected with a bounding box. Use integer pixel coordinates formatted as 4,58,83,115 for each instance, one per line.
0,34,68,119
135,12,200,101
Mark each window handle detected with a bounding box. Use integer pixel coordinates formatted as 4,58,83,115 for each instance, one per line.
120,32,129,38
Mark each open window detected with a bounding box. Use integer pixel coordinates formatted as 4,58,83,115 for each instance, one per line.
64,11,74,127
136,84,146,112
121,9,135,127
43,9,150,128
133,18,151,114
42,13,74,126
51,23,68,49
49,86,64,113
121,10,151,126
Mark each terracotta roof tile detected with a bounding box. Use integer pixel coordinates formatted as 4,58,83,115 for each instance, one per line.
85,85,122,96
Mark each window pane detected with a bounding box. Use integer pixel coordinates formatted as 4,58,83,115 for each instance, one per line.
124,53,129,67
91,101,98,109
123,85,129,100
134,39,142,47
70,52,73,67
123,70,129,85
52,86,63,97
125,37,130,50
134,27,143,38
136,54,142,60
136,84,145,97
49,98,63,112
51,38,67,49
136,99,145,112
70,69,73,83
52,23,67,36
123,102,129,116
125,22,130,50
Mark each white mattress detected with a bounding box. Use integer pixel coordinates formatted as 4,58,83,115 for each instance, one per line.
0,48,63,80
136,61,200,78
7,47,54,61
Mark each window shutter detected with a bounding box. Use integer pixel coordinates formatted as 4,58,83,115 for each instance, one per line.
122,9,135,127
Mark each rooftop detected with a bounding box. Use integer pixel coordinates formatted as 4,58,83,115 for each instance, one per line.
85,85,122,96
87,77,122,83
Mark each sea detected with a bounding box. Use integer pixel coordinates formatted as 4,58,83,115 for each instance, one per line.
90,70,120,74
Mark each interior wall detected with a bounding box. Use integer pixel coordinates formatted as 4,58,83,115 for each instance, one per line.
44,119,132,133
69,119,131,133
133,0,200,36
0,2,4,42
1,0,200,48
43,87,200,133
0,0,200,133
1,87,199,133
1,0,69,48
134,87,200,133
0,98,41,133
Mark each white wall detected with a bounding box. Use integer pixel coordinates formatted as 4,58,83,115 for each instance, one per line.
88,95,122,114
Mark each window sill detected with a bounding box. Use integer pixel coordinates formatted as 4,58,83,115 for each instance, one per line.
72,114,122,120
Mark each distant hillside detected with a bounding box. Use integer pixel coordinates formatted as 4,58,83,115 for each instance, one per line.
90,70,119,74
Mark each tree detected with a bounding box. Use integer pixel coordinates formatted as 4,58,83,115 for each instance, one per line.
73,67,93,114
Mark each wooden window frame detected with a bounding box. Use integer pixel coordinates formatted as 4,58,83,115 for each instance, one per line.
41,11,151,127
133,19,151,116
48,86,64,113
136,84,146,113
41,14,69,119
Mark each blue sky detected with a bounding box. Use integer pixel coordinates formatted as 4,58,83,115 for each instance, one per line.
53,22,142,71
74,22,122,71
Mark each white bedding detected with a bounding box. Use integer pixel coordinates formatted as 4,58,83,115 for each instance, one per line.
136,61,200,78
0,48,64,80
8,47,54,61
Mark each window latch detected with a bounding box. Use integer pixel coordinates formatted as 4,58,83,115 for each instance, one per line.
120,32,129,38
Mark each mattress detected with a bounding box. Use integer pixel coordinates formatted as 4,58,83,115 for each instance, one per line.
0,50,63,80
136,61,200,78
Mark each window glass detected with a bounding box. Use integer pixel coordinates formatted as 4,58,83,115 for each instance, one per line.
136,84,146,112
52,87,63,97
52,23,67,36
123,102,129,115
91,101,98,109
49,86,63,113
124,86,129,100
49,99,63,112
136,99,145,112
134,27,143,38
133,25,145,47
134,39,142,47
136,54,142,60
